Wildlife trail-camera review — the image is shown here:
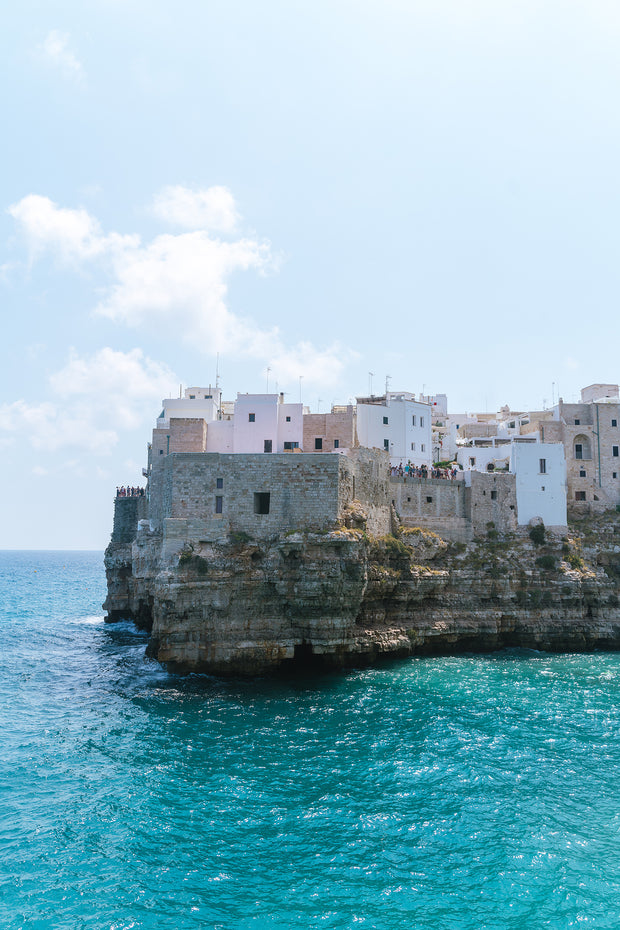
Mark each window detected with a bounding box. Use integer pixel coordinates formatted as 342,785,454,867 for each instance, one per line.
421,444,425,452
407,496,411,502
411,443,415,451
314,438,323,450
254,492,270,514
412,415,416,426
333,439,339,448
491,490,497,500
283,441,299,450
384,439,389,451
575,419,580,425
426,496,433,503
575,444,583,460
579,469,586,477
286,416,291,422
469,457,476,466
159,449,164,455
189,394,195,399
541,486,545,491
575,491,586,501
383,416,389,425
216,478,223,489
614,446,619,457
539,458,546,474
420,416,425,427
215,496,223,514
613,419,618,427
614,472,618,479
248,413,255,422
264,439,272,453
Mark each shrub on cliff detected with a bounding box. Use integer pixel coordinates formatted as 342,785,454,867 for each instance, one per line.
529,523,546,547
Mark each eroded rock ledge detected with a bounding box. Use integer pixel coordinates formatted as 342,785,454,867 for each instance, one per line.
104,513,620,676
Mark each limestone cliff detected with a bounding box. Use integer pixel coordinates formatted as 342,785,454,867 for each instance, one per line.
104,510,620,675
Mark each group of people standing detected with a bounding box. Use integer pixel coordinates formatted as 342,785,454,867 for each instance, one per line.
390,463,459,480
116,486,145,498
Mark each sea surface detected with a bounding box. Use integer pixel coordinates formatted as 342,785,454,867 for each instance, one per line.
2,550,620,929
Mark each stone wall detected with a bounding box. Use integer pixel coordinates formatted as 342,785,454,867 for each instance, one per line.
469,471,518,536
148,450,391,555
110,496,148,544
390,476,473,542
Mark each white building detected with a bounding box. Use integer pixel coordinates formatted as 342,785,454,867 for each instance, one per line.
356,392,432,467
156,386,222,427
152,388,303,455
229,393,303,453
509,442,567,530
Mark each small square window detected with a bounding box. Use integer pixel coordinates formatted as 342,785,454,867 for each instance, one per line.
215,496,223,514
254,492,270,514
159,449,164,455
579,469,586,477
314,438,323,450
248,413,255,422
575,491,586,501
286,416,291,422
426,496,433,503
333,439,339,448
491,490,497,500
189,394,195,399
575,418,580,425
216,477,223,489
383,416,389,425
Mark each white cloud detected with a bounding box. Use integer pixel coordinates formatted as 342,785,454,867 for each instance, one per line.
152,185,239,233
40,30,84,82
0,348,176,454
8,194,138,264
8,190,352,391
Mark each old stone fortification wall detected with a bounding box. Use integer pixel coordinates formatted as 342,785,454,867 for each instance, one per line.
469,471,518,536
148,449,391,557
390,476,472,543
389,472,518,541
110,495,148,544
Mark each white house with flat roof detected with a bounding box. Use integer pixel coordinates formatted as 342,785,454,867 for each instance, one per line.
356,392,432,467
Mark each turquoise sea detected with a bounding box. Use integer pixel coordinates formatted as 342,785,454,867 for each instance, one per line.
2,550,620,929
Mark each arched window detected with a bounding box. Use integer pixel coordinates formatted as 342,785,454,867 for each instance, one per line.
574,434,592,460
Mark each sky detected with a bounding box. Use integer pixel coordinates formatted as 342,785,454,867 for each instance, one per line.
2,0,620,548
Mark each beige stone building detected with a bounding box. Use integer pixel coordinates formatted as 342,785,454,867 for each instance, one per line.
302,405,358,453
539,384,620,513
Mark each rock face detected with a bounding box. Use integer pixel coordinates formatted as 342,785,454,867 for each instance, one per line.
104,508,620,675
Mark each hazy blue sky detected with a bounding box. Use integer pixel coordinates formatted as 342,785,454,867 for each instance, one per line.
2,0,619,548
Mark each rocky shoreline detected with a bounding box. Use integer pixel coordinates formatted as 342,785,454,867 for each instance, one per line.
104,509,620,675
